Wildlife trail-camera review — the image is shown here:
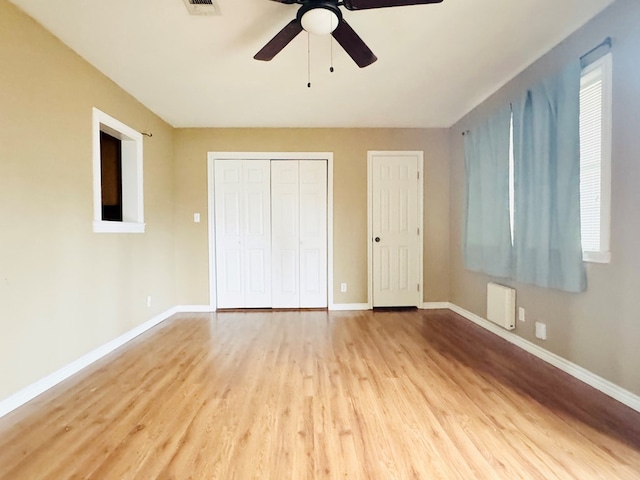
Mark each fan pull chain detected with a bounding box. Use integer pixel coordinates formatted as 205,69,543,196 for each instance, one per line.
330,36,334,73
329,15,334,73
307,32,311,88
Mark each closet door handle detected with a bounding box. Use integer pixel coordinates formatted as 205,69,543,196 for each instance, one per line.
374,237,380,243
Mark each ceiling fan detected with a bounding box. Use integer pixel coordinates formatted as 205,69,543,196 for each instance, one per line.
254,0,444,68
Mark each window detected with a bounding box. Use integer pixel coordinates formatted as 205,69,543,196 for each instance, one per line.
92,108,145,233
507,54,612,262
100,131,123,221
579,53,612,263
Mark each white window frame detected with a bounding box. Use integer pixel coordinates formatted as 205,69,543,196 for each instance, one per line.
92,108,145,234
580,53,612,263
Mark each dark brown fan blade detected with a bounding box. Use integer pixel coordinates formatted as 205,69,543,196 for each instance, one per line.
254,19,303,61
268,0,299,4
331,19,377,68
343,0,443,11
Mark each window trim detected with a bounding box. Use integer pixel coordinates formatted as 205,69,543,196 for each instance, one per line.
92,108,145,234
580,53,612,264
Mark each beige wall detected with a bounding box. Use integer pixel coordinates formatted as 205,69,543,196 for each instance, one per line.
0,1,176,399
173,128,450,306
449,0,640,396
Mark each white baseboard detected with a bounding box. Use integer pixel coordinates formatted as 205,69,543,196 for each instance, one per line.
0,307,179,419
448,303,640,413
174,305,214,313
421,302,452,310
330,303,370,311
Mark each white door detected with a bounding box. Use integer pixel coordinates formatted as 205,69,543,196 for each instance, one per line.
271,161,300,308
242,161,272,307
299,160,327,308
371,153,421,307
214,160,271,308
214,161,244,308
271,160,328,308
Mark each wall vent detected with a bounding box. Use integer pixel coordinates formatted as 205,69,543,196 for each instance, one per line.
182,0,221,16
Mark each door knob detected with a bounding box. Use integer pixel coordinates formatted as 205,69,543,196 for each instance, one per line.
374,237,380,243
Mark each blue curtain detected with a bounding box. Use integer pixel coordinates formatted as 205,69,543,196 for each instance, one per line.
512,62,587,293
463,104,512,277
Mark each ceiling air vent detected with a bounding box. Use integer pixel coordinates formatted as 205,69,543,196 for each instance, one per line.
182,0,221,16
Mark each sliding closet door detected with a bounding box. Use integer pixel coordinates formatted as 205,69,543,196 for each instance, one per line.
214,158,326,309
271,160,327,308
242,161,272,307
299,161,327,307
214,160,271,308
214,161,244,308
271,161,300,308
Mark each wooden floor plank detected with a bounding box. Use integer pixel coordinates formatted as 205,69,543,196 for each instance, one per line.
2,309,640,479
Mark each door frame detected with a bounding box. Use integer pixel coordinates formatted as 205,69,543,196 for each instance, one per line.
367,151,424,309
207,152,334,311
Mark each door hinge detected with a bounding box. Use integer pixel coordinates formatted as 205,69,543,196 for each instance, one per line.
417,171,420,180
417,227,420,236
417,283,420,292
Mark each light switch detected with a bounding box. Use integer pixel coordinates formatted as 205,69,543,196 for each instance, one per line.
194,213,201,223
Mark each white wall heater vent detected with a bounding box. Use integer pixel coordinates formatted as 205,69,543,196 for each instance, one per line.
487,283,516,330
182,0,221,16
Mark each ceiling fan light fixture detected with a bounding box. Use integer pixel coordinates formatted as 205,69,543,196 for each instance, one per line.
301,8,339,35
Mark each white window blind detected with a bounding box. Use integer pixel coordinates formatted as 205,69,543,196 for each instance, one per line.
579,71,603,251
579,53,612,263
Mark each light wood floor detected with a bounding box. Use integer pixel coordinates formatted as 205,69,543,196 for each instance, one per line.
2,309,640,479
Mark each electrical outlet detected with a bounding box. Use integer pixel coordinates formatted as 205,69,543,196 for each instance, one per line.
340,283,347,293
535,321,547,340
146,295,152,307
518,307,526,322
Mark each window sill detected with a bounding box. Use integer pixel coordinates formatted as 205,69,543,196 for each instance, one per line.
583,250,611,264
93,220,146,234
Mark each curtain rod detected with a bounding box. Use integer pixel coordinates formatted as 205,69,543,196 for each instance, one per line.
461,39,611,137
581,37,612,61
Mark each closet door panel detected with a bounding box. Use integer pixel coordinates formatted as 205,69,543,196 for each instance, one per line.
214,161,245,308
271,161,300,308
243,161,271,308
299,161,328,307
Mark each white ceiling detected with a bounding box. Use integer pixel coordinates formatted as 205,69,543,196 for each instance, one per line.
9,0,614,128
